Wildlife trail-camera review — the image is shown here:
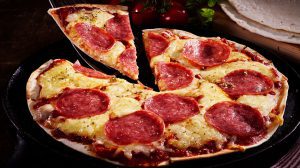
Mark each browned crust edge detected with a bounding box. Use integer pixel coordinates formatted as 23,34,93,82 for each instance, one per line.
49,4,128,13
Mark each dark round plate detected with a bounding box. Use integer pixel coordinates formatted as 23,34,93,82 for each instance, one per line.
2,26,300,168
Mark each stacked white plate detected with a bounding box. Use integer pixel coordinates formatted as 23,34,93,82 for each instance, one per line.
220,0,300,44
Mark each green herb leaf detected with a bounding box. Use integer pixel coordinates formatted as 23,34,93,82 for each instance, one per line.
199,8,215,24
208,0,218,7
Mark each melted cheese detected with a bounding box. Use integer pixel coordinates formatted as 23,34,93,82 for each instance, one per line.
38,61,109,99
150,55,170,67
198,81,231,110
199,61,275,83
227,51,250,62
66,9,114,29
98,41,126,66
237,95,277,116
166,114,226,149
55,113,109,138
109,97,141,117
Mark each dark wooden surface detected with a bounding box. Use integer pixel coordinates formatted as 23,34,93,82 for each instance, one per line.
0,0,299,168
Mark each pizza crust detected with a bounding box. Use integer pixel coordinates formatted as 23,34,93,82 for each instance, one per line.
49,4,128,14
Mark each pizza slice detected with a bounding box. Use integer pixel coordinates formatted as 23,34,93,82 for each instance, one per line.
142,28,270,91
48,4,139,80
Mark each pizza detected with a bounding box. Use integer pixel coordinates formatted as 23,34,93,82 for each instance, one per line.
48,4,139,80
26,6,288,167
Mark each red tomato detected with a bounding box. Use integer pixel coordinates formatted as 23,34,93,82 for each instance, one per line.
130,2,158,26
160,2,188,25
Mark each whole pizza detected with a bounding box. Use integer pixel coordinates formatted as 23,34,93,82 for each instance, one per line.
26,4,288,167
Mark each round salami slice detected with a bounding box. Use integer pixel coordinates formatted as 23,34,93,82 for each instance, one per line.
105,110,164,145
143,93,200,124
106,14,134,41
182,39,230,67
205,101,265,137
156,62,193,90
74,23,115,51
147,32,170,58
117,47,138,78
219,69,274,98
73,63,111,79
56,89,110,118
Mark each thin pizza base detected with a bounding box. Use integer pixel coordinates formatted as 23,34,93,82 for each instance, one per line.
26,49,288,166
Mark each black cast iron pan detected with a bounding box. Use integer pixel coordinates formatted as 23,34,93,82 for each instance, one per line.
2,2,300,167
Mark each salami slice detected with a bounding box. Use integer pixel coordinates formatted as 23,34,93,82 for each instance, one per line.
146,32,170,58
117,47,138,78
143,93,199,124
182,39,230,67
106,14,134,41
56,89,110,118
74,23,115,51
219,69,274,98
205,101,265,137
156,62,193,90
73,63,111,79
105,110,164,145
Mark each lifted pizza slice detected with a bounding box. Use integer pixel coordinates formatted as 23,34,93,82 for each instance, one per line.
48,4,139,80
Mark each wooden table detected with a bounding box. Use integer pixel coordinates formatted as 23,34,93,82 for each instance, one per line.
0,0,299,167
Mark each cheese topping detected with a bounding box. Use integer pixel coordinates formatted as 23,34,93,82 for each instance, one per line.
198,81,231,110
237,94,277,116
37,61,110,99
166,114,226,149
66,9,114,29
199,61,276,83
